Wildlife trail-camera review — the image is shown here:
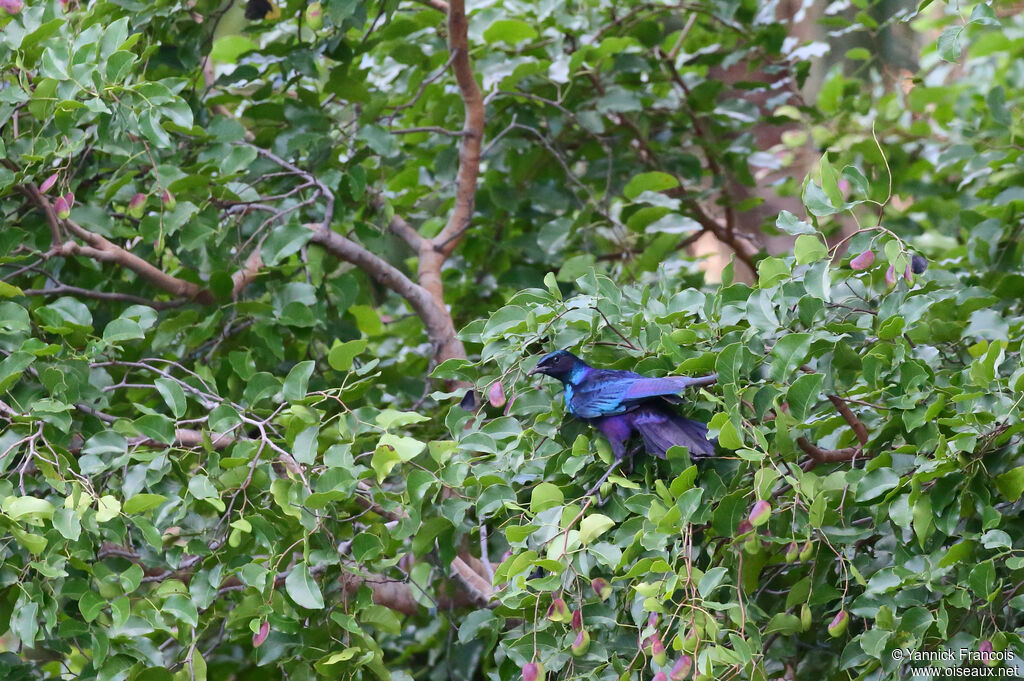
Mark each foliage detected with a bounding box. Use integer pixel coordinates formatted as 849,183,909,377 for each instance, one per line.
1,0,1023,680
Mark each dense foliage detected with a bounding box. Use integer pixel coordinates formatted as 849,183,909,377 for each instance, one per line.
1,0,1023,680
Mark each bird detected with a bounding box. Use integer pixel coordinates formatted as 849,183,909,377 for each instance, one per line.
529,350,717,492
245,0,281,20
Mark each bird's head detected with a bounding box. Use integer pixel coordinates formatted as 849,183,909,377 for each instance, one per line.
528,350,584,382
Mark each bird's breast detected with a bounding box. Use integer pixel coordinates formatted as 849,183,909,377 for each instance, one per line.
563,384,574,413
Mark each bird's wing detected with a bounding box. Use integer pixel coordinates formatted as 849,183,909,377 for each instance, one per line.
568,369,638,419
621,374,717,401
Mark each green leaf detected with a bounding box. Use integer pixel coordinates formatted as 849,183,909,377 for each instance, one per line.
123,494,167,514
794,235,828,264
285,562,325,609
624,172,679,200
3,496,55,521
482,19,538,44
283,360,315,401
776,210,816,235
771,334,812,382
530,482,563,513
95,495,121,522
154,377,187,418
937,27,962,62
579,514,614,544
995,467,1024,501
787,373,823,421
328,339,369,373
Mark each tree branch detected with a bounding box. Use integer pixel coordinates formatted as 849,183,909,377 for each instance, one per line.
827,395,870,446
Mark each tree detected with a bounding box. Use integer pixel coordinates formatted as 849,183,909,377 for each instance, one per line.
0,0,1021,680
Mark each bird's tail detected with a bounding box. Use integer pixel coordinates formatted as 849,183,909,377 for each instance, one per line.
632,405,716,459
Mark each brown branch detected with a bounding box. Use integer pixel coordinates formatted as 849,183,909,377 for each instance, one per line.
21,284,186,310
389,214,424,251
231,246,263,298
16,185,62,245
796,436,861,469
827,395,870,446
389,126,467,137
414,0,484,322
306,226,464,363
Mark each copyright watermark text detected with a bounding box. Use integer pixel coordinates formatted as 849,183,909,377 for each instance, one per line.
892,647,1019,677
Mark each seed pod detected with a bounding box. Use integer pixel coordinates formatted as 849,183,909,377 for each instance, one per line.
162,190,176,210
591,578,612,601
911,254,928,274
522,662,545,681
800,604,811,631
253,620,270,647
849,250,875,270
571,629,590,656
904,264,913,283
54,194,72,219
885,264,897,287
669,655,693,681
798,541,813,561
784,542,799,562
40,173,58,193
571,609,582,632
648,612,658,629
304,1,323,29
546,597,570,623
748,500,771,527
128,193,147,219
0,0,23,15
488,381,506,408
828,610,849,637
650,635,667,666
653,673,669,681
978,641,996,666
736,519,753,536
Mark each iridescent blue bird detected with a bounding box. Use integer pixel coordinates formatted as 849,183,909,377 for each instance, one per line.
529,350,717,490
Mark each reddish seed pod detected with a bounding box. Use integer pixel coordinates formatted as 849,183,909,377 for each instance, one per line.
546,597,570,623
571,629,590,657
904,264,913,283
54,195,71,219
669,655,693,681
849,250,875,270
252,620,270,647
653,673,669,681
522,662,545,681
591,577,612,601
650,635,667,665
488,381,506,408
571,609,582,631
162,190,176,210
648,611,658,629
784,542,799,562
40,173,58,193
828,610,849,637
885,264,897,287
748,500,771,527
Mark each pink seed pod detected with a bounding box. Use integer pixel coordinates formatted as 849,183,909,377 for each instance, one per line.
39,173,59,193
591,577,611,601
571,609,582,632
571,629,590,656
653,673,669,681
669,655,693,681
522,662,545,681
54,194,72,219
748,500,771,527
885,264,897,287
252,620,270,647
849,250,875,270
488,381,506,408
162,190,176,210
903,264,913,283
650,635,667,665
828,610,849,637
0,0,24,15
546,597,570,623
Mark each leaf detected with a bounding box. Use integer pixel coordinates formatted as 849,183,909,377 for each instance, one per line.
3,496,55,521
123,494,167,514
775,210,816,235
482,19,538,44
794,235,828,264
52,508,81,540
530,482,563,513
95,495,121,522
579,514,614,544
283,360,315,401
154,377,187,418
285,562,325,609
697,567,729,597
803,181,839,217
624,172,679,200
328,339,368,372
937,27,962,62
995,467,1024,501
787,373,823,421
771,334,812,382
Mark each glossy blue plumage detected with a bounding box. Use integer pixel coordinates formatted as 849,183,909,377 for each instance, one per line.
530,350,717,459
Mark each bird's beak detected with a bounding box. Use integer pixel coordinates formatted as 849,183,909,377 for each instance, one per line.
527,365,541,376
